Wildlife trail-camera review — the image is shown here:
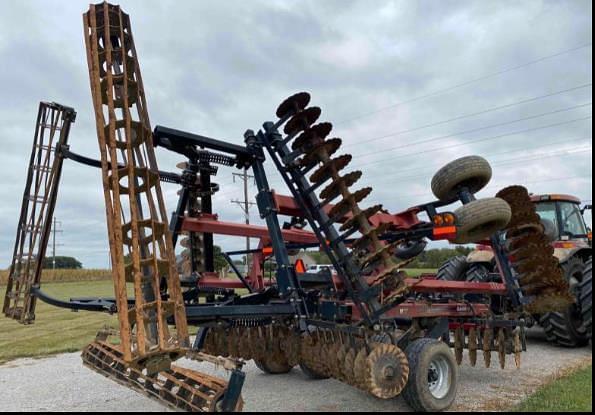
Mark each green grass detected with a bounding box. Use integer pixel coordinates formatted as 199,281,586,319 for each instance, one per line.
404,268,437,277
0,280,117,364
515,365,592,412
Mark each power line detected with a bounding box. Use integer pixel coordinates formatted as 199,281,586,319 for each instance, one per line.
343,83,592,149
335,42,592,125
262,123,591,193
353,136,591,175
355,102,592,158
375,175,592,204
350,114,592,166
361,147,592,186
493,148,592,167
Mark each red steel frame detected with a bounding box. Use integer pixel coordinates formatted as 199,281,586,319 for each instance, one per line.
180,192,507,320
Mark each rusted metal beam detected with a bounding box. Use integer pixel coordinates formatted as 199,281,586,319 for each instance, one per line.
83,2,189,362
81,4,241,411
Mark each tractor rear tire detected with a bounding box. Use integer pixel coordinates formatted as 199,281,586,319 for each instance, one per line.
436,256,468,281
255,355,294,375
453,198,511,244
431,156,492,203
299,361,330,380
579,258,592,345
465,262,493,283
539,257,589,348
463,262,494,304
402,338,458,412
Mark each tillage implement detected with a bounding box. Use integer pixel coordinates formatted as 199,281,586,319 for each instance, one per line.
2,2,575,412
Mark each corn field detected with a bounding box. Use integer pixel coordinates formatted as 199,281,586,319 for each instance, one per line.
0,269,111,285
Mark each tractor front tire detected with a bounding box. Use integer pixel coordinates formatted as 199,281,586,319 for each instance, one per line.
539,257,589,348
453,198,511,244
402,338,458,412
431,156,492,203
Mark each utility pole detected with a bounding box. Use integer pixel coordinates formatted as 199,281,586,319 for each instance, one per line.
231,170,256,269
51,217,63,269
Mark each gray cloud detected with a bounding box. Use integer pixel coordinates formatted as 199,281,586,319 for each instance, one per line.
0,0,591,268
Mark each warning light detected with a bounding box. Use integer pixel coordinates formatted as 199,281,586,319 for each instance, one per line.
433,212,456,227
295,259,306,273
443,212,456,225
262,247,273,256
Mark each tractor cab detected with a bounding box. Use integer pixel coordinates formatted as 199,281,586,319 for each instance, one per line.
531,194,591,244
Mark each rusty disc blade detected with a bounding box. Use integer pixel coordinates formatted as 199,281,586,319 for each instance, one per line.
339,204,383,233
364,343,409,399
483,329,492,368
320,171,362,203
496,185,531,203
329,189,370,221
284,107,322,135
276,92,311,118
343,348,357,384
352,222,391,251
353,347,369,389
468,327,478,367
454,327,464,365
369,263,402,285
299,138,342,168
497,329,506,369
359,243,394,269
292,122,333,150
310,154,352,184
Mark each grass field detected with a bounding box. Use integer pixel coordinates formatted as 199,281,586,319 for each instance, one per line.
515,365,592,412
404,268,436,277
0,280,117,364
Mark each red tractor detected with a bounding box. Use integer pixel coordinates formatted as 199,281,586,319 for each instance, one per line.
437,194,592,347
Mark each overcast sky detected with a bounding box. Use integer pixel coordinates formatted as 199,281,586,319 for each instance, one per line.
0,0,591,269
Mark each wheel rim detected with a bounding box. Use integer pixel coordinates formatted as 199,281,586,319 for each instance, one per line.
427,356,451,399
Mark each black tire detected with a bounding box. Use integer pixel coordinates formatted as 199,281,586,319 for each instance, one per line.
462,262,494,304
453,198,511,244
394,239,428,260
465,262,493,283
402,338,458,412
436,256,468,281
539,257,589,347
254,355,293,374
431,156,492,203
579,258,592,344
299,361,330,380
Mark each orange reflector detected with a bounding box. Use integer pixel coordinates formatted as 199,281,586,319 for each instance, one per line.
433,226,457,239
433,215,444,226
295,259,306,273
262,247,273,256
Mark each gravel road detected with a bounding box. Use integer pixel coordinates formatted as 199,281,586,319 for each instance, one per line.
0,329,591,412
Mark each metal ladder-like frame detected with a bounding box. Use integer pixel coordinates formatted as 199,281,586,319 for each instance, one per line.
3,102,76,324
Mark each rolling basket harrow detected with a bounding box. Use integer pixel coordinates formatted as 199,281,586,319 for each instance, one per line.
2,2,578,412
